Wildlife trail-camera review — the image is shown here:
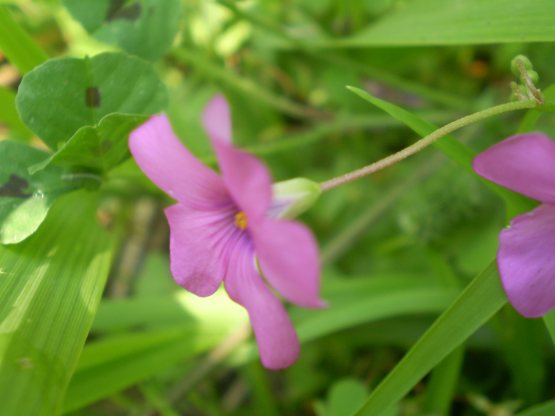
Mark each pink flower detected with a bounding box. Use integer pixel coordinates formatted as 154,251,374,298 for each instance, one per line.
129,95,324,369
473,133,555,317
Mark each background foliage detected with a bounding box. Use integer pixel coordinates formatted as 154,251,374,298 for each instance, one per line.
1,0,555,415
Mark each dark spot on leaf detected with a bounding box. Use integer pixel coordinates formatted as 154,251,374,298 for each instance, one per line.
85,87,101,108
0,175,31,198
17,357,34,370
106,0,142,22
95,140,113,156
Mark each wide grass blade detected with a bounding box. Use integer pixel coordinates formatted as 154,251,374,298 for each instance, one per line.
340,0,555,47
0,191,119,415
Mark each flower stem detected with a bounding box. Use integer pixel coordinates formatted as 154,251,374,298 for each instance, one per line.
320,99,537,192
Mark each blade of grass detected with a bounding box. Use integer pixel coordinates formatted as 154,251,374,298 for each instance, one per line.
517,399,555,416
339,0,555,47
0,191,119,415
245,112,456,157
422,345,465,415
354,262,506,416
0,6,48,73
64,291,247,412
62,327,229,413
295,278,459,343
241,362,279,416
493,307,546,404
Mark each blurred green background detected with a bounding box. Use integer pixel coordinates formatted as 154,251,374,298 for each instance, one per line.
2,1,555,415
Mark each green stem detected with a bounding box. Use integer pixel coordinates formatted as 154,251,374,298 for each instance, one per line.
320,99,537,192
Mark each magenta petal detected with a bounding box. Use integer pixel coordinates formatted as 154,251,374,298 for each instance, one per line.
129,114,228,208
225,242,300,369
498,204,555,317
201,97,271,222
202,95,232,144
252,219,324,308
473,133,555,205
165,203,239,297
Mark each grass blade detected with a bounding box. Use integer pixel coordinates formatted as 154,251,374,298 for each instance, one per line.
63,291,247,412
340,0,555,47
0,6,48,73
354,263,506,416
517,400,555,416
0,191,119,415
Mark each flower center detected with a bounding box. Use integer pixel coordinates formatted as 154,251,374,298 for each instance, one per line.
234,211,248,230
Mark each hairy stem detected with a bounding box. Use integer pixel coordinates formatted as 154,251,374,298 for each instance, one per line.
320,99,537,192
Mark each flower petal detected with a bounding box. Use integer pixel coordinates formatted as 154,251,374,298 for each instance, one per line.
202,94,232,144
473,133,555,205
252,219,324,308
498,204,555,317
202,96,271,222
165,203,239,297
130,114,228,208
225,240,300,369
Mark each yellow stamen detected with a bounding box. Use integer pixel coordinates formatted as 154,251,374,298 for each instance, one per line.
234,211,248,230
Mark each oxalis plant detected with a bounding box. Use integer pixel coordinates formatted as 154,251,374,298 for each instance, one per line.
2,1,555,416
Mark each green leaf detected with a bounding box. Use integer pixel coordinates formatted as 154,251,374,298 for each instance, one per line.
494,307,546,404
230,275,459,367
517,400,555,416
0,140,90,244
347,86,535,217
542,310,555,344
16,52,167,151
63,0,182,60
29,113,147,173
0,86,32,140
341,0,555,47
0,6,48,74
324,379,368,416
0,191,119,415
422,346,464,415
91,290,245,334
63,329,225,412
64,291,247,412
295,276,459,343
354,263,507,416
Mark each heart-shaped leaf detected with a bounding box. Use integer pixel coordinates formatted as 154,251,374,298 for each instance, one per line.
0,141,92,244
29,113,147,173
16,52,167,151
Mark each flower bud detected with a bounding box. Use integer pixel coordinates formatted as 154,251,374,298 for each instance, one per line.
511,54,533,76
269,178,321,220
